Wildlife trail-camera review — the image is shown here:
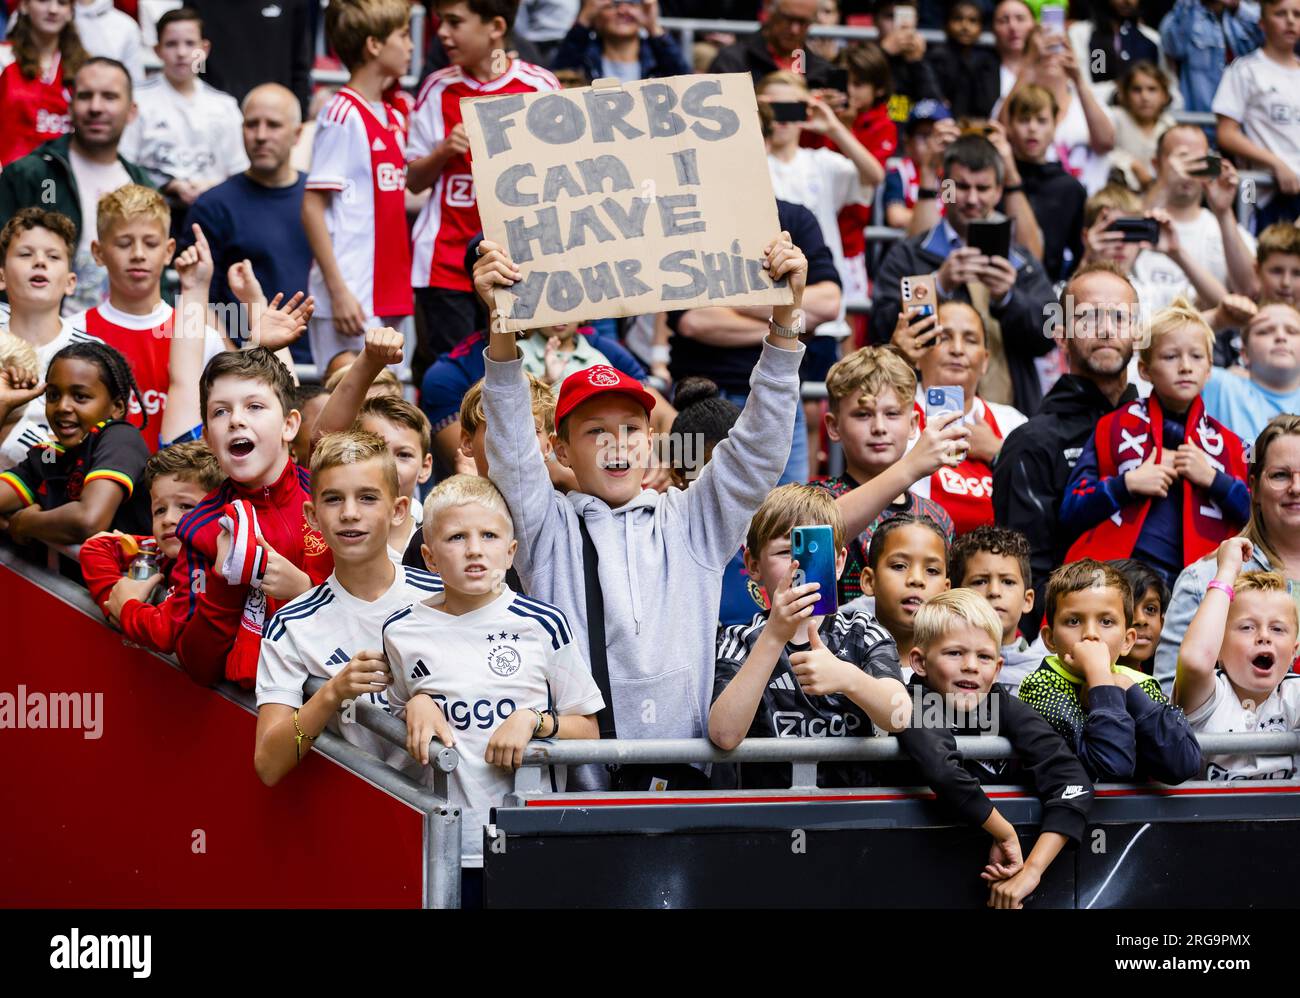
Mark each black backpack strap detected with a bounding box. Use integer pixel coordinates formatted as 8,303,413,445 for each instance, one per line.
577,517,616,739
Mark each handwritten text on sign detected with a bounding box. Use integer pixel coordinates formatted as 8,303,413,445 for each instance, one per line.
464,74,791,331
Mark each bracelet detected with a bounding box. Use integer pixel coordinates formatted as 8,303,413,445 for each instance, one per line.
917,186,940,200
293,709,316,762
546,707,560,738
530,707,545,737
649,344,671,365
1003,184,1024,195
1207,579,1235,601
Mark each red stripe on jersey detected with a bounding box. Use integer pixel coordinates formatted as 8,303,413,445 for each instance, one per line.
333,88,414,318
410,61,558,292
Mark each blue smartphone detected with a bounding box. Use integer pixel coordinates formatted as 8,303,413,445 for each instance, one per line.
925,385,965,422
791,525,839,618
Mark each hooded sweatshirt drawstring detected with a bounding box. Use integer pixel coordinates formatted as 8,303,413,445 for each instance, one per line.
625,514,642,634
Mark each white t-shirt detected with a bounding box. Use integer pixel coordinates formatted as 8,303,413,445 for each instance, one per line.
1185,671,1300,780
120,76,249,188
75,0,145,83
66,148,132,315
257,566,445,768
1212,49,1300,202
0,318,102,469
767,146,868,335
383,585,605,867
1131,209,1257,314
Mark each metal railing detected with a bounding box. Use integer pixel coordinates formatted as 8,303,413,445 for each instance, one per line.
509,731,1300,795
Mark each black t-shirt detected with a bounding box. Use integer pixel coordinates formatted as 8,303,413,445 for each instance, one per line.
1,419,151,536
713,609,903,789
668,199,842,394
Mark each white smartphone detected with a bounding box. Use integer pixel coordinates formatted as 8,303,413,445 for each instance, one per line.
1040,5,1066,48
894,5,917,31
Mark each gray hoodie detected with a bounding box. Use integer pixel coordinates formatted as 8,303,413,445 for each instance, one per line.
483,340,803,747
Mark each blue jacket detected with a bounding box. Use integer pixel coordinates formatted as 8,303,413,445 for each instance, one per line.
1059,409,1251,589
1160,0,1263,113
552,23,691,82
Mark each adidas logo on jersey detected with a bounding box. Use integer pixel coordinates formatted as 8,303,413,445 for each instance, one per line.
371,136,387,152
769,673,796,692
325,647,349,668
410,659,431,680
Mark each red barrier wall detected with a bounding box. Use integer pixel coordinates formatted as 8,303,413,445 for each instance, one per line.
0,561,426,908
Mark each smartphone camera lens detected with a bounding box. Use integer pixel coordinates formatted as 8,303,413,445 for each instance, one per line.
808,541,818,553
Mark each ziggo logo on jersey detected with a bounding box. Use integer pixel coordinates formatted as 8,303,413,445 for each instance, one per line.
937,467,992,498
376,163,407,192
127,390,165,416
427,693,516,730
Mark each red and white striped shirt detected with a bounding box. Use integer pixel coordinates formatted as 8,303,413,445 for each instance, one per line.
0,50,70,166
306,87,414,319
408,61,559,293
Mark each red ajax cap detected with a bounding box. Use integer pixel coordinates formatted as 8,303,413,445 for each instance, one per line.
555,365,657,426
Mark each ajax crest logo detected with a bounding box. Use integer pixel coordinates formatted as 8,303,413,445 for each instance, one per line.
488,645,522,677
587,366,620,387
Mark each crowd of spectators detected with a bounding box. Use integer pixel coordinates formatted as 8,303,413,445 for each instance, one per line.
1,0,1299,908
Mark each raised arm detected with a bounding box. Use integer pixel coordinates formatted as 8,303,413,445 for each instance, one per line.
313,328,405,444
165,224,216,444
1174,538,1249,713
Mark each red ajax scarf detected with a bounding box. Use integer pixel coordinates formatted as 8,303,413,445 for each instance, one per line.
1066,394,1248,565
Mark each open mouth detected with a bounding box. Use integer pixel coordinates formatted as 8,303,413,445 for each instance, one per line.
1252,651,1276,674
336,529,367,541
228,437,255,458
29,275,49,289
900,596,923,613
953,679,980,691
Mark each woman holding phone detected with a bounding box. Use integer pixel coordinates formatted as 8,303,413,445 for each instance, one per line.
892,300,1028,534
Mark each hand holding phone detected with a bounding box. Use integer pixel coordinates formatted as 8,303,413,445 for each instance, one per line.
791,525,839,617
1106,215,1160,244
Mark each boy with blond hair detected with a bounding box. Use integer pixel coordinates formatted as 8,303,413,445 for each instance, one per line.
302,0,414,373
710,484,909,789
813,344,968,603
69,184,228,451
255,430,442,786
386,473,602,899
896,589,1094,909
1175,538,1300,780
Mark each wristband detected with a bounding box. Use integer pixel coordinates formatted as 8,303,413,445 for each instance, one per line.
649,345,671,365
546,707,560,738
530,707,545,737
917,187,940,200
293,709,316,762
1207,579,1235,601
1003,184,1024,195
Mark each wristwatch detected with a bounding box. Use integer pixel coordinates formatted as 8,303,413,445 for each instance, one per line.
769,309,805,339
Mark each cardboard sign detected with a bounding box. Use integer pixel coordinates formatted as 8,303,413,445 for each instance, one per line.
463,73,792,332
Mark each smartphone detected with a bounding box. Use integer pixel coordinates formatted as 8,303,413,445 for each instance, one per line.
1190,152,1222,178
825,67,849,93
770,101,808,123
961,124,996,138
791,525,839,618
925,385,965,422
893,5,917,30
1040,5,1066,48
1107,215,1160,244
967,217,1013,260
901,273,938,319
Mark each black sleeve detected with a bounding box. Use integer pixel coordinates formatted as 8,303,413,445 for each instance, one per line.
776,200,840,287
1126,684,1204,784
862,632,904,681
895,719,995,828
866,239,913,345
989,253,1058,360
1001,694,1093,843
991,424,1057,631
551,23,595,73
707,44,748,76
85,423,150,500
1078,685,1138,781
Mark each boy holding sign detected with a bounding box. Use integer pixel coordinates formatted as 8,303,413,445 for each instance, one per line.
473,232,808,790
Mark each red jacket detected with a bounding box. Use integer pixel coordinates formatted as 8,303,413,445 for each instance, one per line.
173,458,332,688
79,533,190,653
